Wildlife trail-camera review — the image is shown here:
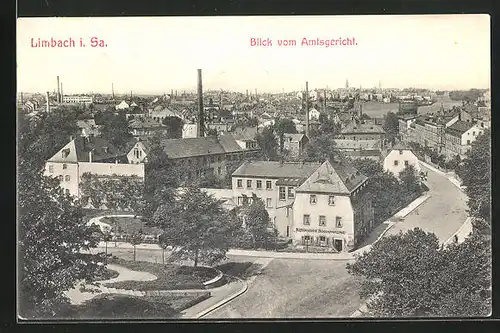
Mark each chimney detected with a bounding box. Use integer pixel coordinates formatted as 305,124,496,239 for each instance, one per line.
112,83,115,100
305,81,310,137
60,82,64,103
57,76,61,102
197,69,204,137
21,92,24,106
46,91,50,112
89,150,93,163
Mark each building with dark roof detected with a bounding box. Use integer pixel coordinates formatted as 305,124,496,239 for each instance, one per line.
443,120,486,159
45,136,144,198
231,160,374,252
340,120,386,143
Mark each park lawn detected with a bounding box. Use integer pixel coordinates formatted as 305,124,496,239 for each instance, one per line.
103,258,218,291
59,294,197,319
102,216,163,236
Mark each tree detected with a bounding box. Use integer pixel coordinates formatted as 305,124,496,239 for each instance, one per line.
351,158,384,178
399,165,422,196
383,112,399,145
18,112,107,318
162,116,183,139
346,228,491,317
129,232,143,262
255,127,279,161
99,113,132,148
152,186,236,267
206,128,218,137
302,134,339,163
102,230,113,256
241,197,275,249
456,129,491,229
274,118,298,154
317,113,340,135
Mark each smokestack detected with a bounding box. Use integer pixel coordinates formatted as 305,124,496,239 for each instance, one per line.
130,90,132,99
197,69,204,137
46,91,50,112
219,91,223,111
20,92,23,106
246,89,249,99
112,83,115,100
323,90,327,112
305,81,309,137
57,76,60,102
60,82,64,103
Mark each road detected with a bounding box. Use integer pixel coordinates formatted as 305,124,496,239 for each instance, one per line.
385,164,468,242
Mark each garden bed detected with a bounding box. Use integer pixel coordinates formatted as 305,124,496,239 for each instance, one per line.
57,294,202,319
103,258,218,291
90,268,119,282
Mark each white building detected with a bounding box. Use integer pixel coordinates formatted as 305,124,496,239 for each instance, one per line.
383,143,421,178
116,100,130,110
62,95,93,105
308,108,320,121
44,136,144,198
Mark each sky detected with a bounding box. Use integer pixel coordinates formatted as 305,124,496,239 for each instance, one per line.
17,15,490,95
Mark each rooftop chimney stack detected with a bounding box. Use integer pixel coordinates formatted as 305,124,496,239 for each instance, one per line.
305,81,310,137
57,76,61,103
197,69,205,137
46,91,50,112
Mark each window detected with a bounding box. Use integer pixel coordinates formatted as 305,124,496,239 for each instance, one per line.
58,175,63,181
336,216,343,228
399,150,403,155
237,197,243,205
210,156,215,163
473,131,476,136
217,167,221,175
319,236,326,243
303,214,311,225
237,179,243,188
266,198,272,208
65,189,70,195
256,180,262,189
310,195,317,204
404,160,409,166
48,165,54,173
394,160,399,166
319,215,326,227
247,180,252,188
467,140,471,145
328,195,335,206
242,196,249,205
279,187,286,200
288,187,294,198
65,175,70,182
266,180,272,190
62,164,67,170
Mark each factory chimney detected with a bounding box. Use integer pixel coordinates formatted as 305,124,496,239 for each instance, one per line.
246,89,249,99
112,83,115,100
196,69,205,137
57,76,61,102
219,90,223,111
305,81,310,137
46,91,50,112
60,82,64,103
323,90,327,112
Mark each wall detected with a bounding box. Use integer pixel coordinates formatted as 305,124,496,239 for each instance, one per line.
45,161,80,197
79,162,145,179
383,149,421,177
291,192,355,251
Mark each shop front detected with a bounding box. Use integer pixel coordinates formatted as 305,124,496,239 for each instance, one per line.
294,227,354,252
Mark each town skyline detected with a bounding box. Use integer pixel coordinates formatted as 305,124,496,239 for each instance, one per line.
17,15,490,95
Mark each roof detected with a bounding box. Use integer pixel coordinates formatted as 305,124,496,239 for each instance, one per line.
232,161,321,179
232,126,258,141
333,139,380,150
445,120,475,135
48,136,124,163
129,118,164,129
390,142,412,151
296,160,368,195
76,119,97,130
343,150,382,157
283,133,305,142
143,135,251,159
341,121,386,134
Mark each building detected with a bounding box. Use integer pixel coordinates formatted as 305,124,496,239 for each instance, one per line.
383,143,421,178
44,136,144,198
149,106,183,123
412,117,445,153
292,160,374,252
339,120,386,143
397,114,418,142
116,100,130,110
231,160,374,251
127,135,260,180
334,139,382,151
76,119,100,137
63,95,93,105
342,150,383,162
128,118,168,137
308,108,320,121
282,133,309,157
443,121,486,160
398,100,418,114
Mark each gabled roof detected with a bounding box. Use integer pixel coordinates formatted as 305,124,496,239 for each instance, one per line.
129,118,164,129
232,126,258,141
341,121,386,134
48,137,123,163
296,160,368,195
333,139,380,150
445,120,475,135
283,133,306,142
232,161,321,179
